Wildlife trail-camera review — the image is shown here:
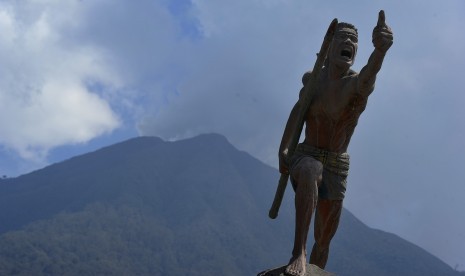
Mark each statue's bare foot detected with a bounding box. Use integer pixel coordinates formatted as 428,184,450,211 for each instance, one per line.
285,253,306,276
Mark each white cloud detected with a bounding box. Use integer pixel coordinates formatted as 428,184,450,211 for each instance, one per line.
137,0,332,163
0,2,120,162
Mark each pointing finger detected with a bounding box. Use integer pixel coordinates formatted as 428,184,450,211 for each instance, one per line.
377,10,386,27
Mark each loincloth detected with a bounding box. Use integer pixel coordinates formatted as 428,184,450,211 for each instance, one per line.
290,143,350,200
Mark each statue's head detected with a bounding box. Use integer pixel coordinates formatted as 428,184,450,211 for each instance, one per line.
327,22,358,70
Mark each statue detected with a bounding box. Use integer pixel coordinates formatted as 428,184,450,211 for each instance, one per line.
268,11,393,276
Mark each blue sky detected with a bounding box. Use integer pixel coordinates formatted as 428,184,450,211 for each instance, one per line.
0,0,464,270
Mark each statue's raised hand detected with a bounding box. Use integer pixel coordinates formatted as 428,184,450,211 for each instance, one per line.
372,10,393,53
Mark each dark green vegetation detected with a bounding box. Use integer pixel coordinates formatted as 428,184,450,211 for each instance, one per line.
0,134,462,275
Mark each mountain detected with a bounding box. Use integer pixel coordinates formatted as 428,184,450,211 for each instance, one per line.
0,134,462,275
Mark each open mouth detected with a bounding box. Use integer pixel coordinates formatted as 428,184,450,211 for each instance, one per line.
340,47,352,60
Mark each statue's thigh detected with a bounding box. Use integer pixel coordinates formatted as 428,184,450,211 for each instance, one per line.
290,156,323,184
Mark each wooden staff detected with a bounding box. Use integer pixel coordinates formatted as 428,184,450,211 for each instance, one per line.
269,18,338,219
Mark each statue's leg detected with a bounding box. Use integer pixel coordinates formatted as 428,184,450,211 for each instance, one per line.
285,157,323,276
309,199,343,269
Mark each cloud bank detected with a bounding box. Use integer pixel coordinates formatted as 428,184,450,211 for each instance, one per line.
0,1,120,162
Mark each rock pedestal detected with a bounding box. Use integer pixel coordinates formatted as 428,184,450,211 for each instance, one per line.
257,263,335,276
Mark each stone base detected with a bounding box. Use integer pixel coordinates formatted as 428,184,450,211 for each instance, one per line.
257,263,335,276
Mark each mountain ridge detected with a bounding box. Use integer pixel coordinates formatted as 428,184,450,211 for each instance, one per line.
0,133,462,275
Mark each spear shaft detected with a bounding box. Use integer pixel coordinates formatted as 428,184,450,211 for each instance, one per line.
269,18,338,219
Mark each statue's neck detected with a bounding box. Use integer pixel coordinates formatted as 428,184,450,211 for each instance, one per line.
327,63,351,80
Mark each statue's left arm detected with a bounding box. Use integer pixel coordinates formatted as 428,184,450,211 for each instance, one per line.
358,10,393,96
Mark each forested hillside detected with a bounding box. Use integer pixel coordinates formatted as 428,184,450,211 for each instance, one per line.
0,134,462,275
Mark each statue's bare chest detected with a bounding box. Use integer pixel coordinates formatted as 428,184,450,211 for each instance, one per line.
310,79,354,122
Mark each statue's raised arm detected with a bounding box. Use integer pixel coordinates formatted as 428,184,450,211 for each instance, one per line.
358,10,393,96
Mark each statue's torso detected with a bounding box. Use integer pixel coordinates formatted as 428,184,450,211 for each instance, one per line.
304,71,368,153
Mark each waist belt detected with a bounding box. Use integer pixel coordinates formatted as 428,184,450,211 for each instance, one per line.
294,143,350,177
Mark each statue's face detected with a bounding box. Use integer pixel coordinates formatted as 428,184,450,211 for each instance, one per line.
329,28,358,69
